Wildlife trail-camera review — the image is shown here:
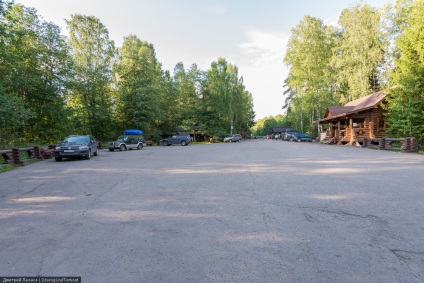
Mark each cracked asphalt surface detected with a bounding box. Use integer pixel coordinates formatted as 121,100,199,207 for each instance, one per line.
1,139,424,282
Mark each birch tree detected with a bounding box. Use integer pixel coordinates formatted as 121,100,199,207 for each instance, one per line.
331,3,387,103
113,35,162,135
66,14,115,140
284,16,335,134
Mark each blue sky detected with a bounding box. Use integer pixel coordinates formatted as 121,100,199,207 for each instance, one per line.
15,0,389,120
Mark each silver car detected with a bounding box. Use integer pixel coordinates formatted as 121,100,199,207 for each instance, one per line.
108,134,145,151
223,134,242,143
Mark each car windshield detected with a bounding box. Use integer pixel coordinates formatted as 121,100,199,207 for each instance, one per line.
63,136,89,143
116,135,127,142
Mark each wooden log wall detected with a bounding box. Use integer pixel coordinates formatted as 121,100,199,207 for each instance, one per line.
363,137,418,152
1,146,51,166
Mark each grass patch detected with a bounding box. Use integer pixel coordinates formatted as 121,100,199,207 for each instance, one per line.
20,151,28,160
0,149,42,174
0,164,14,173
193,141,218,145
22,158,41,167
390,141,402,148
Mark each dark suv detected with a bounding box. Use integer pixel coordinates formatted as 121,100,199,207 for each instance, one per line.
161,134,191,146
54,135,99,161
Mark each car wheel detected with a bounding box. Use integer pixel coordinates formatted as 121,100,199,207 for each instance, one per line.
85,149,91,160
93,147,98,156
55,157,62,162
120,144,126,151
297,138,301,142
163,141,168,146
109,149,114,152
137,143,143,150
289,138,293,142
181,140,187,146
229,139,233,143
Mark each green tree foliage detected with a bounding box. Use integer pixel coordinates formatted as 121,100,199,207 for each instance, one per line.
385,0,424,147
0,95,32,147
202,58,255,138
113,35,162,136
173,62,203,132
0,2,254,148
0,2,71,147
156,69,179,138
331,3,387,103
66,14,116,141
283,16,336,135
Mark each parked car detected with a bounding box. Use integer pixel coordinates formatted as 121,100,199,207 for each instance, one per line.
162,134,191,146
223,134,242,143
54,135,99,161
108,129,145,151
291,132,315,142
283,131,298,141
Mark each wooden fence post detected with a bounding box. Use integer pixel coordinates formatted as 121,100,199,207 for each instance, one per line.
408,137,419,152
11,148,24,166
33,146,44,159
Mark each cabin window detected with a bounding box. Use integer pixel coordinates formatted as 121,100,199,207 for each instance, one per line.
353,118,364,128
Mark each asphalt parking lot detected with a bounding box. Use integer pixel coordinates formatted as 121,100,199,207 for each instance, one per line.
1,139,423,282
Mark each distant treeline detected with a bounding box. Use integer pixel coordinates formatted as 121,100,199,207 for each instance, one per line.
0,1,255,148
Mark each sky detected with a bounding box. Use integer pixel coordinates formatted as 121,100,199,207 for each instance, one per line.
15,0,388,120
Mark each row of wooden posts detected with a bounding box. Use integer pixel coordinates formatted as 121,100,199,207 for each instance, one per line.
363,137,418,152
0,137,419,167
0,145,55,166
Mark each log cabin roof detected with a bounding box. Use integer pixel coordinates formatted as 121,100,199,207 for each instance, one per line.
345,92,386,111
316,92,387,123
326,106,355,117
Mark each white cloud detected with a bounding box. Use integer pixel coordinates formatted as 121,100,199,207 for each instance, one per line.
239,29,289,66
236,29,291,119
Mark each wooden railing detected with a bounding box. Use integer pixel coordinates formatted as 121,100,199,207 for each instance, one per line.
363,137,418,152
0,145,55,166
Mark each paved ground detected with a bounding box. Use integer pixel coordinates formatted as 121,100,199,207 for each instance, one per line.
1,139,423,282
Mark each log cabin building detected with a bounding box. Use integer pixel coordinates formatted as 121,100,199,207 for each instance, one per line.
315,92,387,146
